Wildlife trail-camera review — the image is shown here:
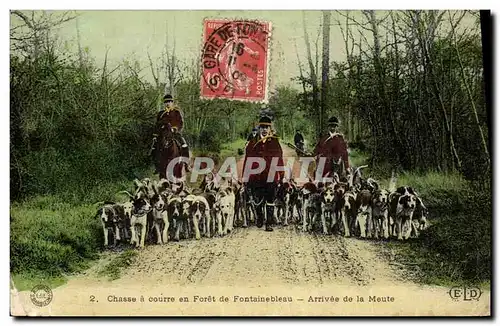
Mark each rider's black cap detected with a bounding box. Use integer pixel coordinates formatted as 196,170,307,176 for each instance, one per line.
328,116,340,126
258,116,272,126
163,94,174,102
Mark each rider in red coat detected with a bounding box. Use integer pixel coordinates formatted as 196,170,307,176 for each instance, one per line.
243,115,285,232
313,116,350,179
152,94,191,174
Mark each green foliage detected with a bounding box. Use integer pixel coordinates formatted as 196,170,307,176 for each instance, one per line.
269,85,316,142
12,271,67,292
294,11,489,181
10,51,158,200
220,138,247,160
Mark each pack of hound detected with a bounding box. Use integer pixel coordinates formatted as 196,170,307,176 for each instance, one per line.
274,166,430,241
95,166,429,250
95,174,241,249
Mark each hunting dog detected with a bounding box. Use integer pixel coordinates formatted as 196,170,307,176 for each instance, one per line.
96,200,134,247
371,188,390,239
214,189,236,236
184,195,211,240
389,186,417,240
177,195,197,240
133,178,156,199
96,202,120,247
305,192,324,233
322,185,337,234
149,188,170,245
288,180,303,225
332,182,355,237
301,181,319,232
274,178,292,226
199,190,217,237
234,183,252,228
128,192,152,248
411,196,429,238
167,194,184,241
355,189,373,238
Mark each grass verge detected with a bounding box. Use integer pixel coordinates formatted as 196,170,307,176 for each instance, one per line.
97,250,138,281
10,171,155,290
220,138,247,160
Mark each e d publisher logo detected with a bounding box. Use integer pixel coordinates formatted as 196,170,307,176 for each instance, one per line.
448,286,482,301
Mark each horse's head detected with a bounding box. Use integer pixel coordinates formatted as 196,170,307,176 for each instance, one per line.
161,123,175,148
331,157,346,181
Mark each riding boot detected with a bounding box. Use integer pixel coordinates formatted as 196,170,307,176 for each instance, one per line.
256,207,264,228
178,135,191,172
256,202,264,228
265,203,274,232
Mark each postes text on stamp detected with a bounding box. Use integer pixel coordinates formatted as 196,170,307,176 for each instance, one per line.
201,19,271,102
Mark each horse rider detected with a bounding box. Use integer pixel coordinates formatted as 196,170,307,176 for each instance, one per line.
294,129,305,153
243,115,285,232
313,116,350,179
152,94,191,173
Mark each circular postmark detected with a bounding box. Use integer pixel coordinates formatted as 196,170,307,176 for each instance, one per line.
30,284,53,307
201,20,270,100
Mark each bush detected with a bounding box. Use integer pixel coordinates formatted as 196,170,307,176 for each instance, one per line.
419,183,491,282
10,52,158,201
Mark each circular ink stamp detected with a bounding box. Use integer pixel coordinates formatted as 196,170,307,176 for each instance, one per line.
201,19,272,102
30,284,53,307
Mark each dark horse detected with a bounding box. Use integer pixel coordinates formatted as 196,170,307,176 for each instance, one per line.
157,123,184,181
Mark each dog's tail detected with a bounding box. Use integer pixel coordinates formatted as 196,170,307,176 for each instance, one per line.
388,171,397,193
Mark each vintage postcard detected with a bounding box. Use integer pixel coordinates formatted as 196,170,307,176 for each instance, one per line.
10,9,491,317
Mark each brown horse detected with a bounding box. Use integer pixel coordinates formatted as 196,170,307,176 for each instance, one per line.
158,123,184,181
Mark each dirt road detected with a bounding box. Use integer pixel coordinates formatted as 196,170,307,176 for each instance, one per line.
12,145,490,317
117,225,402,287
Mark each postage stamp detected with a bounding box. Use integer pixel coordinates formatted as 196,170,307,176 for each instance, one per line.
9,9,492,318
201,19,271,102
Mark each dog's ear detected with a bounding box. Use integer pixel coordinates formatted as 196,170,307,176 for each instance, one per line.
118,190,135,201
133,178,143,189
152,180,160,195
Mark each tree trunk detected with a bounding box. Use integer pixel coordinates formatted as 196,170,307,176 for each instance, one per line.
451,14,490,167
320,11,331,135
302,11,321,139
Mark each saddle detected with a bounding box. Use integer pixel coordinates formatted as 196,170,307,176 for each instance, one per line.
159,133,182,150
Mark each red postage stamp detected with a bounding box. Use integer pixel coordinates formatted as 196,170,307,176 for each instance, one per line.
201,19,272,102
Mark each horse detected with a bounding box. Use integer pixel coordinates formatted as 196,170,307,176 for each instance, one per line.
158,123,184,181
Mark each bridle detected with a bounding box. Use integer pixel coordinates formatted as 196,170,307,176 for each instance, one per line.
161,129,175,149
